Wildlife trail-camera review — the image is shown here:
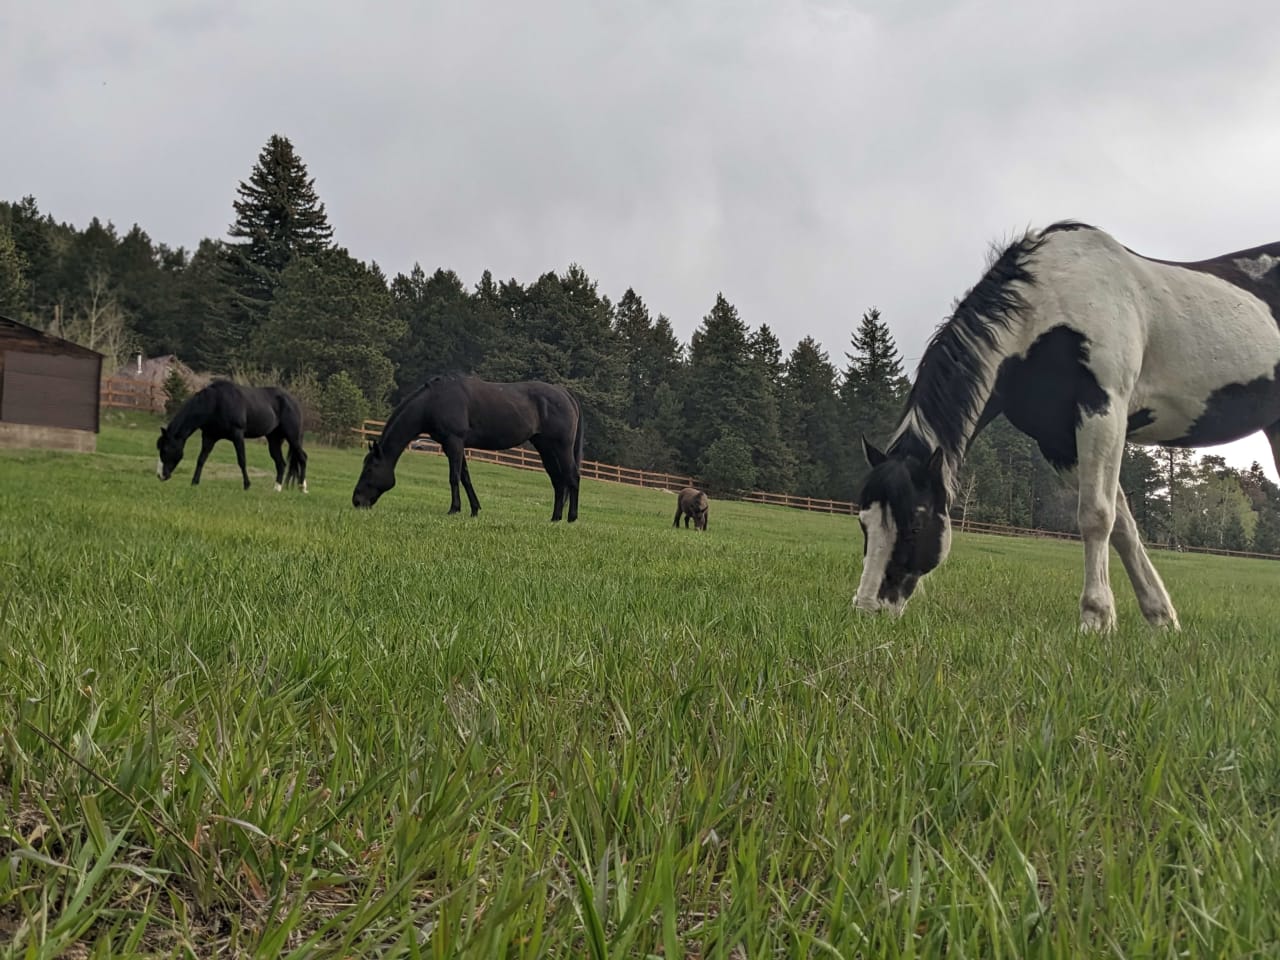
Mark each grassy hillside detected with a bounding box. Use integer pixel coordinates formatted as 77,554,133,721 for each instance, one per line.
2,411,1278,957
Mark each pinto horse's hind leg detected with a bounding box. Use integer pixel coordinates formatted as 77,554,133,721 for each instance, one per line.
1265,423,1280,483
1111,489,1179,629
1072,410,1128,632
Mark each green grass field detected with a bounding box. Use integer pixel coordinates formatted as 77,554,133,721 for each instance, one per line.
3,411,1279,958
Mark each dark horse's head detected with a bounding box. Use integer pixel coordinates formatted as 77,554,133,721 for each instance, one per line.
156,426,183,481
352,440,394,508
853,438,952,616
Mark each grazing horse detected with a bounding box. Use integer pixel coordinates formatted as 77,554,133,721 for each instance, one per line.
673,486,709,530
855,221,1280,631
352,374,584,521
157,380,308,491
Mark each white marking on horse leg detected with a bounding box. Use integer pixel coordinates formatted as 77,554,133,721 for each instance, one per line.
1111,490,1179,629
274,482,282,493
302,480,309,494
1074,412,1125,632
156,457,164,479
853,504,897,614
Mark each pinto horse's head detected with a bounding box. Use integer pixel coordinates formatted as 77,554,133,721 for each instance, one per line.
156,426,183,481
853,437,952,617
352,439,394,508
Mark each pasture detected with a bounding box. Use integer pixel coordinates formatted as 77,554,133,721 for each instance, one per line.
2,411,1279,957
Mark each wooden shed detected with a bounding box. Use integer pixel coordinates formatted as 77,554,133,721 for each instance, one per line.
0,314,104,453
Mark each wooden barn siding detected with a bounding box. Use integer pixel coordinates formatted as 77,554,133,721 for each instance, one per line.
0,321,104,434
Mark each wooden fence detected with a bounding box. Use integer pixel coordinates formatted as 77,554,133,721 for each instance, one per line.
100,377,164,413
354,420,698,491
355,419,1280,562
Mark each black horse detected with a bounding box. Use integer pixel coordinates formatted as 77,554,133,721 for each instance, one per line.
352,375,583,521
156,380,308,491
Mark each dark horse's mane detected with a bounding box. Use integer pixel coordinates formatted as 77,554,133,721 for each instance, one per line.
890,220,1097,462
166,378,229,438
379,374,459,431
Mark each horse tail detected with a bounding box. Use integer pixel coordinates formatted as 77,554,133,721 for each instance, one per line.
279,391,308,489
572,393,585,469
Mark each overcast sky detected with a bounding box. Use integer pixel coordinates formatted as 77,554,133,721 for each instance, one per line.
5,0,1280,475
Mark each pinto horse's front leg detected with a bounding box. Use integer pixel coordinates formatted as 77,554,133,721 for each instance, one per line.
1074,410,1127,632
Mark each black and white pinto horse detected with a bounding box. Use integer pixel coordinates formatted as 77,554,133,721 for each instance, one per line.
352,374,584,521
856,221,1280,631
157,380,308,492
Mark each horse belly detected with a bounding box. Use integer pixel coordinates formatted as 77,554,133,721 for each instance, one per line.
243,407,277,438
1127,282,1280,447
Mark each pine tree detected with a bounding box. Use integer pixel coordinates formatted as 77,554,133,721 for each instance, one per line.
253,247,403,406
840,307,910,493
781,337,843,497
684,294,790,490
217,135,334,369
390,265,484,397
6,196,56,319
0,224,29,315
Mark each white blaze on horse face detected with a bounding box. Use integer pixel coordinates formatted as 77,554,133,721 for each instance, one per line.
156,457,164,479
854,503,898,614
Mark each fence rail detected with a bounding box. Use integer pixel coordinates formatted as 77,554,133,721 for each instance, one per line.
353,421,698,491
100,377,164,413
354,420,1280,562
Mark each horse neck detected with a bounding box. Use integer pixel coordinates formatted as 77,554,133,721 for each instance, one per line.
378,392,432,461
166,394,209,443
888,342,1011,498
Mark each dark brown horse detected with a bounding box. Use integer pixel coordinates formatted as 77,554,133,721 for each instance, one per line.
352,375,584,521
673,486,709,531
156,380,307,491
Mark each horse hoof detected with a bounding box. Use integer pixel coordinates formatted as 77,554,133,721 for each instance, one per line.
274,483,282,493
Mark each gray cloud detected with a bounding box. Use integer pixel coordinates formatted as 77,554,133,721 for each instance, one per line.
4,0,1280,472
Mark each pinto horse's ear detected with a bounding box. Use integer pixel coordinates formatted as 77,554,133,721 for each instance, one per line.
862,436,887,468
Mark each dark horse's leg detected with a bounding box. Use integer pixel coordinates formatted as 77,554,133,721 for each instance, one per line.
442,437,467,514
673,504,683,528
231,429,251,490
191,431,218,486
560,441,581,523
533,439,566,521
267,434,287,491
458,458,481,517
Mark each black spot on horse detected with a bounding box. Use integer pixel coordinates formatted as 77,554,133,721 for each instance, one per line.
1167,360,1280,446
1126,408,1155,435
993,326,1110,470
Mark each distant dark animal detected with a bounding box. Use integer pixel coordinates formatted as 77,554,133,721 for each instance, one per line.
673,486,709,531
855,221,1280,631
352,375,583,521
156,380,308,491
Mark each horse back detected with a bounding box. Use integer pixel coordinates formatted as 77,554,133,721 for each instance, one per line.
451,377,578,448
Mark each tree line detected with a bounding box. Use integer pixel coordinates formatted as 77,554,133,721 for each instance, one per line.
2,134,1277,554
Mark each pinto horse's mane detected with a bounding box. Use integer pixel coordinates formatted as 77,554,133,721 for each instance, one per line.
890,220,1095,463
